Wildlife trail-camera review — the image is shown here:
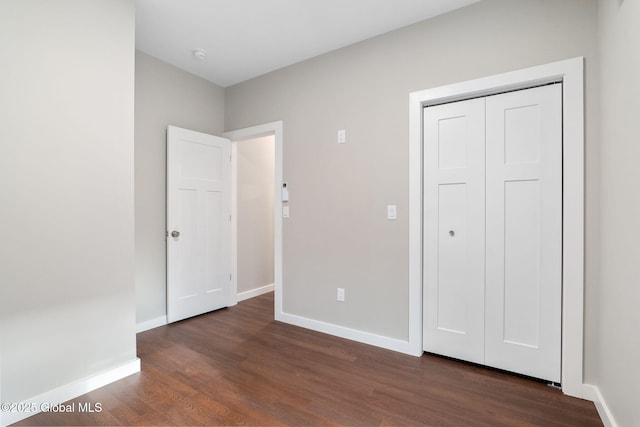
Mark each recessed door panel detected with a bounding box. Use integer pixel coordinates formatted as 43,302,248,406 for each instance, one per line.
504,105,541,165
438,116,467,169
177,189,199,300
179,141,223,182
436,183,467,333
205,190,224,294
503,180,540,347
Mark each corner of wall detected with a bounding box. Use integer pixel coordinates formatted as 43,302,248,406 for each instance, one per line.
583,384,619,427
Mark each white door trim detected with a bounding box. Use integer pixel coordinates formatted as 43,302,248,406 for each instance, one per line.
409,57,585,398
224,121,283,314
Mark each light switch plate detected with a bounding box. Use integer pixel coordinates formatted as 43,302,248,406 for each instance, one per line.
387,205,397,220
337,129,346,144
283,206,290,218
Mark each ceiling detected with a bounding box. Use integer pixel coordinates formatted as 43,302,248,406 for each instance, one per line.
135,0,480,88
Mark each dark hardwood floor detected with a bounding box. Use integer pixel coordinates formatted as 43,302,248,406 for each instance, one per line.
17,292,601,426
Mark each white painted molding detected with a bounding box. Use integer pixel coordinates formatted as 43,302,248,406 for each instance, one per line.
277,311,421,356
583,384,618,427
229,140,239,307
237,284,274,302
136,316,168,333
409,57,585,394
1,359,140,427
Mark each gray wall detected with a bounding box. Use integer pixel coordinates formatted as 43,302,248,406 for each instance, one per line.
225,0,599,342
237,136,275,294
0,0,136,403
135,51,225,324
595,0,640,425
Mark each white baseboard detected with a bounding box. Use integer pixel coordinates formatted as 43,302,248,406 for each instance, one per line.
237,283,274,302
276,311,420,356
136,315,167,333
135,286,274,333
1,358,140,427
583,384,618,427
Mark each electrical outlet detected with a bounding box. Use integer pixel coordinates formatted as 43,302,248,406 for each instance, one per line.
337,287,345,302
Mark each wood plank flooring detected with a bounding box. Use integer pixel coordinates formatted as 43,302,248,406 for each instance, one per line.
17,292,601,426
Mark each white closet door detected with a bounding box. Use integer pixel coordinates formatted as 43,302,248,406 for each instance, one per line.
423,98,486,364
485,84,562,382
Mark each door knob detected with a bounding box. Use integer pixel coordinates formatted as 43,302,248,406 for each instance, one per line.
449,230,455,237
171,230,180,238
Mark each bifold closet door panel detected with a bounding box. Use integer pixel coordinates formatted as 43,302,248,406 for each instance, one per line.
484,84,562,383
423,98,486,365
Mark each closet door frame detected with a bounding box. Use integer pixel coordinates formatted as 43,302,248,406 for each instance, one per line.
408,57,585,398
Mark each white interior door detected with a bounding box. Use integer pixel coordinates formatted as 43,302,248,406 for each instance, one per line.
423,97,486,365
484,84,562,382
423,84,562,383
167,126,231,323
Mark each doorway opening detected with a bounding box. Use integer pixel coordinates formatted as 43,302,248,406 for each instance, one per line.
235,135,275,301
224,121,284,316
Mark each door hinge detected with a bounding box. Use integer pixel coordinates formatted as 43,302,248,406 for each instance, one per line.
229,274,232,281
